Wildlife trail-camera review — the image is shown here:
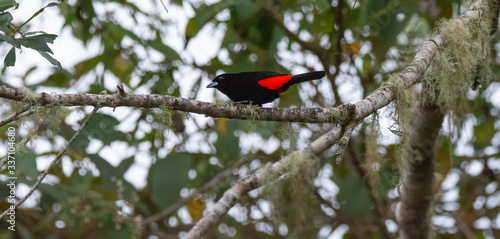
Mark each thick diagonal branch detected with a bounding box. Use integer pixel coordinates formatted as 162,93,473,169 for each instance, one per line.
181,127,341,239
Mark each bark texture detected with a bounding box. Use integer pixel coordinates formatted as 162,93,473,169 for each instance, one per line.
396,102,444,239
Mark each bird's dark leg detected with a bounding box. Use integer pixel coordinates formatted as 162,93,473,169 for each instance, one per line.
232,101,263,107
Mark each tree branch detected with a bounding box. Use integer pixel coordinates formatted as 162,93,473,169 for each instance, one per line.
0,36,439,125
0,106,34,127
396,101,444,239
181,126,342,239
396,1,498,237
335,121,358,164
329,0,345,104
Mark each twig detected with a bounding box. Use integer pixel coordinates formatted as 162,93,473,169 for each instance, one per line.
453,213,477,239
0,107,34,128
456,152,500,161
117,84,127,97
335,122,358,164
142,157,253,225
0,107,99,220
330,0,345,104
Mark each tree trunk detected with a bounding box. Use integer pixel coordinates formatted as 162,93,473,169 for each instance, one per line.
396,99,444,239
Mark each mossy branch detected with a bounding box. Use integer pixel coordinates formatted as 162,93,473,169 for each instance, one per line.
395,1,495,238
0,32,441,124
181,127,342,239
335,122,359,164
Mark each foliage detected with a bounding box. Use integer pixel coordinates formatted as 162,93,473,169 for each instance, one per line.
0,0,499,238
0,1,60,68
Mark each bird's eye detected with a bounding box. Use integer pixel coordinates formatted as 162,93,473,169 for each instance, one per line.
217,76,224,81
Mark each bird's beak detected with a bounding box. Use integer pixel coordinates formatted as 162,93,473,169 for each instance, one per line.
206,82,218,88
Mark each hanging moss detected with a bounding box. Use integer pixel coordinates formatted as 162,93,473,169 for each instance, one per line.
390,74,412,138
151,105,178,141
390,5,493,194
275,123,298,152
241,104,261,120
422,10,491,121
9,101,25,114
15,89,67,141
260,151,320,232
43,106,67,135
385,73,413,184
364,115,383,199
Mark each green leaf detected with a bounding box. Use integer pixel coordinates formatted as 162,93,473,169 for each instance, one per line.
335,175,372,219
88,154,136,201
0,12,12,32
17,34,58,53
214,120,241,164
233,0,254,20
37,50,61,68
43,68,72,87
39,183,68,203
79,113,127,145
149,153,192,209
473,119,496,150
185,1,233,40
102,226,134,239
16,148,38,179
147,39,182,62
0,33,19,47
0,0,18,12
74,54,104,80
105,51,135,86
3,46,15,67
360,0,417,60
116,156,134,175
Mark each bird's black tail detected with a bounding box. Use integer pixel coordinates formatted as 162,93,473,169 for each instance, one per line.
286,71,325,87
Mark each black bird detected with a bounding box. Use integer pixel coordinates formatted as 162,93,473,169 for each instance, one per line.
206,71,325,106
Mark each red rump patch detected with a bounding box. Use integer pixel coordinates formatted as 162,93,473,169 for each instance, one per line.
257,75,292,90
